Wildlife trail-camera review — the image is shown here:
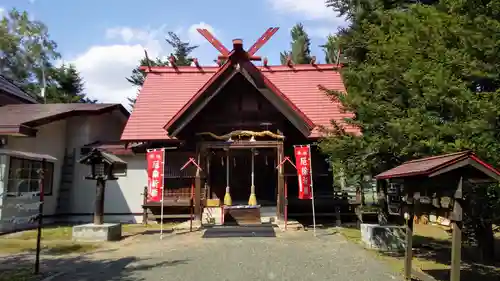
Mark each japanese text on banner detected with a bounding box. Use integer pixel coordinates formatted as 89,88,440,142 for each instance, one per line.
294,145,313,200
147,149,164,202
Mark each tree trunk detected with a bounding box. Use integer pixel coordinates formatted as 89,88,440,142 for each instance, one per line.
94,179,105,225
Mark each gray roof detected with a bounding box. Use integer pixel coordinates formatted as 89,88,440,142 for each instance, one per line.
0,75,38,104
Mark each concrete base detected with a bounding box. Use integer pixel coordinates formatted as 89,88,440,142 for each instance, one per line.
72,223,122,242
360,223,406,252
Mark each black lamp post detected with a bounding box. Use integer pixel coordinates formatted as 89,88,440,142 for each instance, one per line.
78,148,126,225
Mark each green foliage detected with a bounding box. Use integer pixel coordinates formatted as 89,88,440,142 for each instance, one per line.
0,8,59,98
127,31,198,108
280,23,312,65
320,34,348,64
320,0,500,259
320,3,500,177
0,8,94,103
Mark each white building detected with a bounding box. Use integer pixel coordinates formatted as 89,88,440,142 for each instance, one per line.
0,76,147,233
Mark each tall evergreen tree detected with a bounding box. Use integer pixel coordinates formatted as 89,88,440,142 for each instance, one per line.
280,23,312,65
126,32,198,108
320,35,346,64
320,0,500,260
45,64,96,103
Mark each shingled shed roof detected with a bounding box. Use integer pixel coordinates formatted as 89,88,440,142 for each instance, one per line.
375,151,500,181
121,64,359,141
0,103,129,136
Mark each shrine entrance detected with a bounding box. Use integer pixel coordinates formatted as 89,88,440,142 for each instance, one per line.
201,140,285,225
208,147,277,206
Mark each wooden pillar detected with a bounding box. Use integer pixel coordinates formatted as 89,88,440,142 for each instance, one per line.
194,145,203,221
377,179,389,225
206,152,211,199
404,190,415,281
142,186,148,225
450,177,463,281
94,178,106,225
277,142,285,220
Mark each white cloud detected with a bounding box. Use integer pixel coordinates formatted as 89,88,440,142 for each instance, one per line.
267,0,345,24
0,7,5,16
67,23,219,106
187,22,218,45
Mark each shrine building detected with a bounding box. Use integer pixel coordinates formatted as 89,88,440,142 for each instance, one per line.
120,28,359,223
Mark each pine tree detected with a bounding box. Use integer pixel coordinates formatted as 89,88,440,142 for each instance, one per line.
127,32,198,109
320,0,500,260
320,35,345,64
280,23,312,65
45,64,96,103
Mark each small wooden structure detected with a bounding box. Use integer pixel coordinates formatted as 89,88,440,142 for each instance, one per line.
375,151,500,281
78,148,127,225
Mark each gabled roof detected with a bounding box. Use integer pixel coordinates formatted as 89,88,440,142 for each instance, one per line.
121,63,359,141
0,75,38,104
375,151,500,181
0,103,129,136
164,60,315,137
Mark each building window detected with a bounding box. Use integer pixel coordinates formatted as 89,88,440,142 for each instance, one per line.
6,157,54,196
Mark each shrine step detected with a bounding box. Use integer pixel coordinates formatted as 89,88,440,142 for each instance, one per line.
202,225,276,238
223,205,261,226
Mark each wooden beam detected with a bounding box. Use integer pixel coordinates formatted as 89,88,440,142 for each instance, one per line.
263,57,268,67
247,27,279,56
404,190,415,281
196,28,230,56
217,55,261,61
450,177,463,281
311,56,317,65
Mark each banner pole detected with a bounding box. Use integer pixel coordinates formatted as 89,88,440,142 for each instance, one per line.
160,148,165,240
308,145,317,237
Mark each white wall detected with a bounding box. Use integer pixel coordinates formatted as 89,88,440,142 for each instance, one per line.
67,154,147,223
0,108,133,230
0,121,66,232
67,110,145,223
4,120,67,217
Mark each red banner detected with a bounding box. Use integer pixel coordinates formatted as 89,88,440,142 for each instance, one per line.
147,149,164,202
294,145,313,200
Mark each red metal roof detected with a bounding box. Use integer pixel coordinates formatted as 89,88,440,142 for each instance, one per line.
121,64,359,141
375,151,500,180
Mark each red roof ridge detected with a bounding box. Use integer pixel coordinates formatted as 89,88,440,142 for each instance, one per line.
404,150,471,164
142,63,342,74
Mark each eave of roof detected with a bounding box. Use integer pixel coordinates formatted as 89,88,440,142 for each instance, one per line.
0,75,39,104
121,62,358,141
375,151,500,180
0,103,129,137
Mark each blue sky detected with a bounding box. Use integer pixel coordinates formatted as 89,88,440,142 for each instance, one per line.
0,0,345,105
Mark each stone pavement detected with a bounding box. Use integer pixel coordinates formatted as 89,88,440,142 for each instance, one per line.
3,228,402,281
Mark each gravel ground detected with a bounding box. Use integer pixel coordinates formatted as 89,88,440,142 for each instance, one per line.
39,228,401,281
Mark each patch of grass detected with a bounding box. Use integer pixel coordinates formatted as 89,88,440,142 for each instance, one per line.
0,225,98,255
335,227,362,243
122,223,176,235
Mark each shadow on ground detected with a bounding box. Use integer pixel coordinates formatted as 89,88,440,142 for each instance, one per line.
377,233,500,281
0,248,188,281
